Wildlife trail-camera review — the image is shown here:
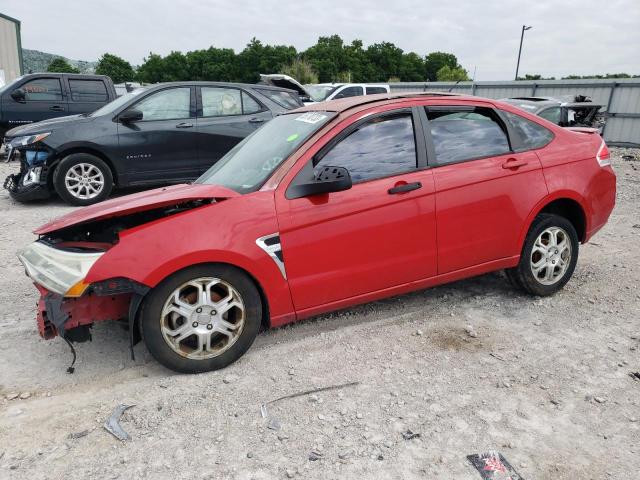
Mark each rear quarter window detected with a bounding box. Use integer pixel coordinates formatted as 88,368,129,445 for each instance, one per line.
502,110,553,150
256,89,303,109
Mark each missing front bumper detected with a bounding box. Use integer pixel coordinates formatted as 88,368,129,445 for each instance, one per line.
35,284,132,340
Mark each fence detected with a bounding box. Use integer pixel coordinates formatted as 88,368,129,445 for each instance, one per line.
389,79,640,147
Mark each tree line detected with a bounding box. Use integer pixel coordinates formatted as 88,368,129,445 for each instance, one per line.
46,35,638,85
46,35,470,84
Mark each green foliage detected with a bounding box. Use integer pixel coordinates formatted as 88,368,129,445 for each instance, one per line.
133,35,470,85
46,57,79,74
424,52,459,82
516,74,557,80
562,73,638,79
95,53,135,83
136,53,165,83
281,59,319,84
436,65,470,82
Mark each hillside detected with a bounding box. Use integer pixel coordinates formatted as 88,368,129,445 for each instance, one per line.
22,49,97,74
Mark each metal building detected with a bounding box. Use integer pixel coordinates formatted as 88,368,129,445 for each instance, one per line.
390,79,640,147
0,13,23,86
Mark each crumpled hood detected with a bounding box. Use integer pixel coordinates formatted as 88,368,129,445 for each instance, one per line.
35,183,239,234
6,114,92,138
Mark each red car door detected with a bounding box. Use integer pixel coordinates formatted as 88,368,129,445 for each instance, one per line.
421,105,548,274
276,109,437,312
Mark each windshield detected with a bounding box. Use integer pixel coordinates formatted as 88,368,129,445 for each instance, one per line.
196,111,334,193
305,85,339,102
90,88,146,117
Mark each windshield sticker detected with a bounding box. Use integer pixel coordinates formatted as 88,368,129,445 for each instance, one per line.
286,133,299,142
295,112,328,124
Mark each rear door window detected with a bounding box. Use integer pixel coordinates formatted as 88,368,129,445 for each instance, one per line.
20,78,63,101
201,87,242,116
69,79,109,102
366,86,388,95
314,113,417,182
333,86,364,99
425,108,511,164
501,110,553,150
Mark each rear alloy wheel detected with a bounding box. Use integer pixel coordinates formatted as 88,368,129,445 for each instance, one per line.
53,153,113,206
141,265,262,373
506,213,579,296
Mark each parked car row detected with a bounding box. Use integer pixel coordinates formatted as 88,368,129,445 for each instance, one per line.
3,79,303,205
16,91,616,373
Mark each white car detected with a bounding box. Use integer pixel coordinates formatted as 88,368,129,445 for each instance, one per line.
305,83,389,102
259,74,389,104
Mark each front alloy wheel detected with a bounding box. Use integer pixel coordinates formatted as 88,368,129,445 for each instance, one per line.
160,278,246,360
141,265,262,373
53,153,113,206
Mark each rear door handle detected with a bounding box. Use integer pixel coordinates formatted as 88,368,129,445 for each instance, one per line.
388,181,422,194
176,122,194,128
249,117,265,124
502,158,528,169
49,105,65,112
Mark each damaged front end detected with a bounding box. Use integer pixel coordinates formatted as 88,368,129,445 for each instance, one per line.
3,133,54,201
19,240,149,365
18,191,226,369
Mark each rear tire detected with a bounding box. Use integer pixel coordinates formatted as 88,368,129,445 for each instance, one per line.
53,153,113,206
140,264,262,374
506,213,579,296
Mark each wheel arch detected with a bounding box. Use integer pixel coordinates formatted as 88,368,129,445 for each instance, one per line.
50,146,119,188
519,192,590,250
134,259,272,334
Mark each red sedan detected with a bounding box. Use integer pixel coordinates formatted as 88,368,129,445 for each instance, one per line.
19,93,616,373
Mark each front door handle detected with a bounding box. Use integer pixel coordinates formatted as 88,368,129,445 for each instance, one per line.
388,181,422,194
49,105,65,112
249,117,265,124
176,122,194,128
502,157,528,169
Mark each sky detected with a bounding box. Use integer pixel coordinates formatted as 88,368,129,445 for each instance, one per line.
2,0,639,80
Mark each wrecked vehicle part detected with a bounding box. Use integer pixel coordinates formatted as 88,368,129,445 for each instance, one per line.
104,404,135,441
40,198,216,245
3,143,53,201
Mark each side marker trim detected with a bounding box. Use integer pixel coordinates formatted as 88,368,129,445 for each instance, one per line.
256,233,287,279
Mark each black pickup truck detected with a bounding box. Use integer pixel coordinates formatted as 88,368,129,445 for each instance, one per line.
0,73,117,140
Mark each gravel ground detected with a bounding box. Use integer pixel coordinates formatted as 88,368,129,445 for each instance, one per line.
0,148,638,480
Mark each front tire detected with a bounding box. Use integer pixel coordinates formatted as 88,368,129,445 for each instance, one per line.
140,264,262,373
53,153,113,206
506,213,579,296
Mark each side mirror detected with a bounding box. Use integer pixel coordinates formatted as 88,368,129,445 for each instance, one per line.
119,108,143,123
10,88,26,102
288,166,352,199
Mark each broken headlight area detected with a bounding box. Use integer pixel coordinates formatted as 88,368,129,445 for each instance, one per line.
19,240,105,297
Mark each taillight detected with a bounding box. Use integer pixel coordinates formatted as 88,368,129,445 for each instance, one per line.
596,141,611,167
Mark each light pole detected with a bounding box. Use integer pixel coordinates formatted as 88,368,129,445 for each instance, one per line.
515,25,532,80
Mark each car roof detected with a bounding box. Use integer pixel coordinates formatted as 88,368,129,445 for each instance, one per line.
144,81,296,92
293,91,467,113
